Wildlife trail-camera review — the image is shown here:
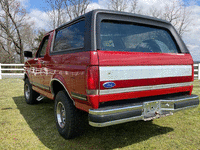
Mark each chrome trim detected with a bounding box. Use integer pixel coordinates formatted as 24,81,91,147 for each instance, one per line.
71,92,87,101
50,79,75,105
50,31,56,53
89,105,143,115
99,82,192,95
24,82,30,100
161,95,198,103
89,94,199,127
56,101,66,128
32,81,50,90
159,95,199,110
89,116,143,127
94,11,98,50
36,95,45,101
86,89,99,95
173,105,199,112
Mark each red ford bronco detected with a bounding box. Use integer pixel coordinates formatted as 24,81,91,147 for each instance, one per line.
24,9,199,139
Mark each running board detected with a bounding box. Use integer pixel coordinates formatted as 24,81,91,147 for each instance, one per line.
36,95,45,101
32,86,54,100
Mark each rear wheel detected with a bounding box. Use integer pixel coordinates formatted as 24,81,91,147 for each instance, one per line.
54,90,82,139
24,78,39,104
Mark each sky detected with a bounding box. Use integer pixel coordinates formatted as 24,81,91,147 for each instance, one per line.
25,0,200,11
26,0,99,11
19,0,200,61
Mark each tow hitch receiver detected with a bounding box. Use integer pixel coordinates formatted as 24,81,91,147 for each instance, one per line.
143,101,173,121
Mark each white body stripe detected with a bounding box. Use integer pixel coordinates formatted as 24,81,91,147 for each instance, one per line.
99,82,192,95
100,65,192,81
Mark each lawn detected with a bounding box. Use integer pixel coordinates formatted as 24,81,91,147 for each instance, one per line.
0,79,200,150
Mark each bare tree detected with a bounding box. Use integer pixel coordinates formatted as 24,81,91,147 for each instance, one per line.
34,29,47,45
105,0,192,36
162,1,192,36
0,34,15,63
0,0,14,63
46,0,67,29
33,29,47,55
147,0,192,36
0,0,31,63
148,6,162,18
20,23,39,55
176,6,192,36
64,0,91,21
106,0,128,12
45,0,91,29
130,0,142,14
106,0,142,13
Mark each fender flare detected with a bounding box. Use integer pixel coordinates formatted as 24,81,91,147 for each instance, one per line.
50,78,75,105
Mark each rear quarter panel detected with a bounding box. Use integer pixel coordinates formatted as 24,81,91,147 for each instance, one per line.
49,51,98,108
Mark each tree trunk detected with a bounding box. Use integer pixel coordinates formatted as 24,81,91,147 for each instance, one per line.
20,51,24,63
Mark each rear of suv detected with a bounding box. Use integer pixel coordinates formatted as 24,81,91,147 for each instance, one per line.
24,9,199,139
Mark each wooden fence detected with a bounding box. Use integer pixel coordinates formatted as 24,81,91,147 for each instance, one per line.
193,63,200,80
0,63,200,80
0,63,24,79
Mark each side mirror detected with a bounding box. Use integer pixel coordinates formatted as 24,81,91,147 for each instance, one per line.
24,51,33,58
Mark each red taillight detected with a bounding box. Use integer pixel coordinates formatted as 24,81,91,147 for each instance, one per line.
86,66,99,108
86,66,99,90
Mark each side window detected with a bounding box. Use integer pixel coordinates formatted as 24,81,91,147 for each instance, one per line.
53,20,85,52
37,36,49,57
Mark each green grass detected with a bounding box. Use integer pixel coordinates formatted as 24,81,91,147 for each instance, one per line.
0,79,200,150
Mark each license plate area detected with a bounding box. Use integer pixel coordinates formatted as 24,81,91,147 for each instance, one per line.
143,101,160,120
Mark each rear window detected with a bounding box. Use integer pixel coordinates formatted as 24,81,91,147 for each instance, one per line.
100,20,179,53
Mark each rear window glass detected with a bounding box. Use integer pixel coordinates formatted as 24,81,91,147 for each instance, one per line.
53,20,85,52
100,20,179,53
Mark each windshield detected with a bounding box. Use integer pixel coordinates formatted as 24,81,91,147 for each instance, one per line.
100,20,179,53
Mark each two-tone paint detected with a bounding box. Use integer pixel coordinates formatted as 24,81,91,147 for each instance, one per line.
24,9,194,113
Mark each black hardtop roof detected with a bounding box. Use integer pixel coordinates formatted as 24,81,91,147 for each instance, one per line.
45,9,189,54
93,9,170,23
55,9,171,30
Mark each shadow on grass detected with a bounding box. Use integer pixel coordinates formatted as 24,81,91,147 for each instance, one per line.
13,96,173,150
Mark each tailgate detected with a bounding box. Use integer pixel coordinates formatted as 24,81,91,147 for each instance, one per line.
97,51,193,102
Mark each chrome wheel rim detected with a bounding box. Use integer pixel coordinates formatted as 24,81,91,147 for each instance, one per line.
24,83,30,100
56,102,66,128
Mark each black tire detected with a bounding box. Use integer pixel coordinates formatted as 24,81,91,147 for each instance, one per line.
54,90,82,139
24,78,39,104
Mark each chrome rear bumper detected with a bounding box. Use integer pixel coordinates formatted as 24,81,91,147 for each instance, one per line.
88,94,199,127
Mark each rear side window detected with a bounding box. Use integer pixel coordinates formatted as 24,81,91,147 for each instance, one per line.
100,20,179,53
53,20,85,52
